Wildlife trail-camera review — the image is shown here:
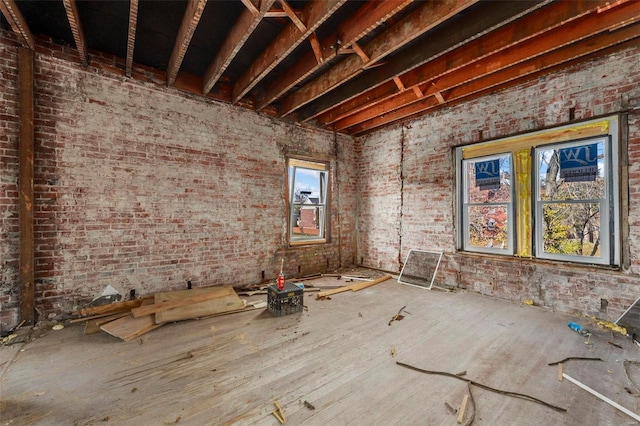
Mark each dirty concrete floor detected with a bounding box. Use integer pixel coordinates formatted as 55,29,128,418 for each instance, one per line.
1,275,640,425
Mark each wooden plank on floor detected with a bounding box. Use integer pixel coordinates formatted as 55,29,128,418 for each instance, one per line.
154,286,245,324
316,274,392,298
74,297,150,317
99,313,163,341
84,312,131,335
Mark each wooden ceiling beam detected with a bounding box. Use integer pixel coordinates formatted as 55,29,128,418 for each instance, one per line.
278,0,306,32
166,0,208,86
316,0,612,126
125,0,139,78
295,0,546,123
203,0,277,94
0,0,34,49
278,0,481,116
254,0,412,110
308,32,323,64
232,0,347,103
333,0,639,131
62,0,88,66
240,0,260,17
346,22,640,135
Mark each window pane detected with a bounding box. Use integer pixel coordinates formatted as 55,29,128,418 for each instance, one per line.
466,204,510,250
537,142,605,201
466,156,511,204
291,167,326,204
292,206,324,240
541,202,602,257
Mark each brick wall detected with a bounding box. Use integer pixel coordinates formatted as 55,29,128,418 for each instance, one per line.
0,31,356,331
0,32,19,330
358,43,640,321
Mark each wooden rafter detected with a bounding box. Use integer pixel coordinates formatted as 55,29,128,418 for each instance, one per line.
278,0,306,32
203,0,278,94
278,0,481,116
0,0,34,49
254,0,412,110
309,32,323,64
232,0,347,103
126,0,139,78
346,20,640,135
351,42,370,63
297,0,546,123
62,0,88,66
392,76,405,91
240,0,259,17
166,0,208,86
330,0,634,132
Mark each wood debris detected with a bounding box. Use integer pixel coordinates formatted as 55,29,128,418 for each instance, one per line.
316,275,392,299
71,286,265,341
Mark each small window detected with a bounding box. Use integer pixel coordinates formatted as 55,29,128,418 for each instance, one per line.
288,158,329,244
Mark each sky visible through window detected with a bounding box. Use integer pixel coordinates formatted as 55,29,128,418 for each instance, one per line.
290,167,322,198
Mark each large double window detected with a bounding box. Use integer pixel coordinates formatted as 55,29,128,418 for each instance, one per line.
457,116,620,266
288,158,329,245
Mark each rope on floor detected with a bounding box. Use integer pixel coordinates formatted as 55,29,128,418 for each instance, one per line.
396,360,567,423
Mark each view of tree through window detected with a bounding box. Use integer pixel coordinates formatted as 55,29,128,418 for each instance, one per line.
288,159,328,243
463,154,512,253
536,139,607,259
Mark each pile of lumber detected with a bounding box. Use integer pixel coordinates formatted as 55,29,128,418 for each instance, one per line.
72,286,263,341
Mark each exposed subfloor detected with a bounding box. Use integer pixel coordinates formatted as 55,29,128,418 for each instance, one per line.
2,276,640,425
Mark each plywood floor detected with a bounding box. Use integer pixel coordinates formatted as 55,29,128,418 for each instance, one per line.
2,275,640,425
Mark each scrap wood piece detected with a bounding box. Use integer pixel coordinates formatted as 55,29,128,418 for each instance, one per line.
396,361,566,413
100,313,164,341
563,373,640,422
388,305,407,326
457,394,468,424
316,275,392,299
131,286,238,318
74,297,151,317
153,286,244,324
84,311,131,335
547,357,603,366
273,400,286,423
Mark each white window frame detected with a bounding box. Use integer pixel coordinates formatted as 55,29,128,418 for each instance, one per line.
456,115,620,267
460,153,515,255
533,136,613,265
288,158,329,245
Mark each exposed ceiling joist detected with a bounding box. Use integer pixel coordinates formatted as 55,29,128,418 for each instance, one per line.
278,0,306,32
6,0,639,136
203,0,278,94
0,0,34,49
62,0,88,66
232,0,347,103
126,0,139,78
254,0,413,111
296,0,547,123
346,16,640,135
323,0,615,129
278,0,482,117
166,0,208,86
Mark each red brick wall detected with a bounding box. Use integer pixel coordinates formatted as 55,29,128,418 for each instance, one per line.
358,44,640,321
0,32,20,330
0,31,356,330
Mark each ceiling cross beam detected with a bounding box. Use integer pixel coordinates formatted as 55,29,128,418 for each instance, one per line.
278,0,306,32
278,0,481,117
62,0,88,66
0,0,34,49
232,0,348,103
167,0,208,86
125,0,139,78
254,0,413,110
203,0,278,94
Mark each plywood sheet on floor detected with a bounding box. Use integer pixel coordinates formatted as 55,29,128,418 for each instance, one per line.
1,278,639,425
